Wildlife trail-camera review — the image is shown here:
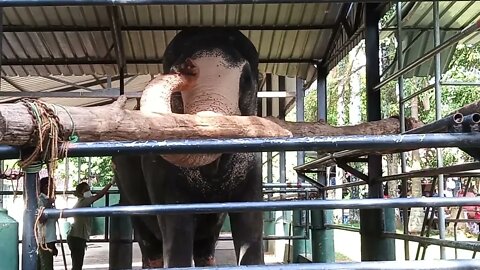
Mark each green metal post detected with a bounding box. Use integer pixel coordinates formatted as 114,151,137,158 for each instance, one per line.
360,3,395,261
109,203,133,269
311,209,334,262
292,78,307,262
310,67,335,262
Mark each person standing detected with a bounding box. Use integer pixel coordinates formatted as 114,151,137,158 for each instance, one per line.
37,177,58,270
67,181,114,270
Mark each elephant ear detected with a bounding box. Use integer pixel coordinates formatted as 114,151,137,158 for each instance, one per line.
162,29,259,82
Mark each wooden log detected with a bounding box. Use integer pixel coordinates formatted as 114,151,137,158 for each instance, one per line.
0,70,423,147
0,96,423,146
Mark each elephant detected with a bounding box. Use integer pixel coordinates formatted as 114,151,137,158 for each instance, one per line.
112,29,264,268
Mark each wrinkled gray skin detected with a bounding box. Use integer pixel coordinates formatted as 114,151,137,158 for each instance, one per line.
112,29,264,268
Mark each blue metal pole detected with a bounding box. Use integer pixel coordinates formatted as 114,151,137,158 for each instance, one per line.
293,78,307,262
42,197,480,219
360,2,395,261
22,163,42,270
311,66,335,263
433,1,447,259
0,133,480,159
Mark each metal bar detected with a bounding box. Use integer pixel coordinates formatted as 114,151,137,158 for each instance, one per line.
401,84,434,103
322,180,367,191
362,2,394,261
324,224,360,233
376,162,480,182
22,167,39,270
41,197,480,219
404,112,463,134
396,1,409,260
433,1,446,259
2,58,316,66
219,235,309,241
382,26,465,31
375,17,480,91
3,24,337,32
454,177,473,258
312,65,334,263
170,260,480,270
383,232,480,252
441,82,480,87
336,162,368,182
108,6,126,96
293,78,306,262
2,76,29,92
40,75,95,91
0,0,454,7
263,183,314,189
1,133,480,160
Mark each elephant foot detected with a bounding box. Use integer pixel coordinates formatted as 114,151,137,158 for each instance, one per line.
143,257,164,269
194,255,216,267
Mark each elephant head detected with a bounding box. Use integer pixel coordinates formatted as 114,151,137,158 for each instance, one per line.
148,29,260,168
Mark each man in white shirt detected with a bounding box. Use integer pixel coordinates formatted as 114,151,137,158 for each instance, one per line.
37,177,58,270
445,178,456,197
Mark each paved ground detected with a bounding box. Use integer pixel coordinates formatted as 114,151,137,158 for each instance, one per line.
24,230,478,269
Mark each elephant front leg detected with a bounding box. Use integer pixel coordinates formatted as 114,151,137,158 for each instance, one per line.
159,214,195,268
230,211,265,265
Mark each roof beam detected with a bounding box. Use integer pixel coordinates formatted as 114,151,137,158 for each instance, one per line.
0,0,403,8
107,6,126,95
1,76,28,92
2,58,317,66
3,25,337,32
40,75,96,91
0,89,295,99
0,75,132,103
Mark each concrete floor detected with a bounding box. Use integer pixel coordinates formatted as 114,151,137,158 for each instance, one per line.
52,235,280,269
53,242,239,269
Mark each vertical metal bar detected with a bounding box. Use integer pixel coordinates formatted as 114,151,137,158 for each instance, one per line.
105,194,110,241
293,78,306,262
396,1,410,260
23,164,41,270
433,1,446,259
87,157,92,185
311,66,335,263
361,3,395,261
0,160,4,208
0,7,2,93
77,157,82,183
120,68,125,95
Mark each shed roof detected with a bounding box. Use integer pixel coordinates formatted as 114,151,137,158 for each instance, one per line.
381,1,480,78
1,3,365,85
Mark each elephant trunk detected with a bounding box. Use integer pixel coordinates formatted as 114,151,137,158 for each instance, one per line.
141,57,239,168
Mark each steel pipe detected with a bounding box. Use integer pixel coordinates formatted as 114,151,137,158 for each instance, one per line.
2,57,316,66
42,197,480,219
463,113,480,132
158,260,480,270
3,24,336,32
383,232,480,252
0,133,479,160
0,0,412,7
401,84,434,103
375,17,480,91
376,162,480,182
404,113,463,134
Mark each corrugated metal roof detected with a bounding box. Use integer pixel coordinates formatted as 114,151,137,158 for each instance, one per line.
381,1,480,78
1,3,354,85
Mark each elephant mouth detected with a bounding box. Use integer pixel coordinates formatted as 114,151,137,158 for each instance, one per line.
158,55,246,168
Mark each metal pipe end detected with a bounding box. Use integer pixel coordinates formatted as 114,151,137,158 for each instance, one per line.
471,113,480,124
453,113,464,124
